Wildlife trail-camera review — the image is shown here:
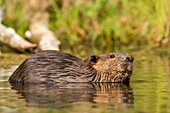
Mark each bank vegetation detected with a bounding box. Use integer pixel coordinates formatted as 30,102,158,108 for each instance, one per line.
0,0,169,55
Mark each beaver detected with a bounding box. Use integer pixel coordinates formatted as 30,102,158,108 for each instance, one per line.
9,50,134,83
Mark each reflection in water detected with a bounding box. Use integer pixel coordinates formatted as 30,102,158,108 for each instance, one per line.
10,83,134,110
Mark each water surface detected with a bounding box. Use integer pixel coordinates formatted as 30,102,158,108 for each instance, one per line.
0,52,170,113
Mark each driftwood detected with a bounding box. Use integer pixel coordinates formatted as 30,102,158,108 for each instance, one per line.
0,5,60,53
0,24,37,53
23,0,60,51
26,20,60,51
0,7,36,52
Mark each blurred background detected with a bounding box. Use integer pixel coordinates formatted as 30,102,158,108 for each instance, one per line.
0,0,169,56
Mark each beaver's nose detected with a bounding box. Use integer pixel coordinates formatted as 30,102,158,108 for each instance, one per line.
126,55,134,63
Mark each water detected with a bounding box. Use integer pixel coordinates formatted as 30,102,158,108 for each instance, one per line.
0,52,170,113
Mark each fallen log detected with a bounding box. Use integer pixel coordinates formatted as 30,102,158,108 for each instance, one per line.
0,8,37,53
26,20,60,51
0,1,60,53
0,24,37,53
23,1,60,51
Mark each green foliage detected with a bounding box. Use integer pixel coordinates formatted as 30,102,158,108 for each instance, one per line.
49,0,170,54
0,0,30,38
0,0,169,54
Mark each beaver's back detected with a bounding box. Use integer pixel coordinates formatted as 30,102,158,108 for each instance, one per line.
9,50,83,83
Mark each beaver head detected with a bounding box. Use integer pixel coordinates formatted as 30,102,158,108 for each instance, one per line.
87,52,134,83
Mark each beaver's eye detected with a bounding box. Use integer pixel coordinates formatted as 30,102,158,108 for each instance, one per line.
110,54,115,58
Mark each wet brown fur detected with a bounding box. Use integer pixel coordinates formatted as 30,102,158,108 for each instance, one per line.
9,50,134,83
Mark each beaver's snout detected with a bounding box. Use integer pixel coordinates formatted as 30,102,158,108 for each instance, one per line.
115,53,134,63
125,55,134,63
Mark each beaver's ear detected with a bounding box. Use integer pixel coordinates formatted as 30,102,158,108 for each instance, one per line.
90,55,99,65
